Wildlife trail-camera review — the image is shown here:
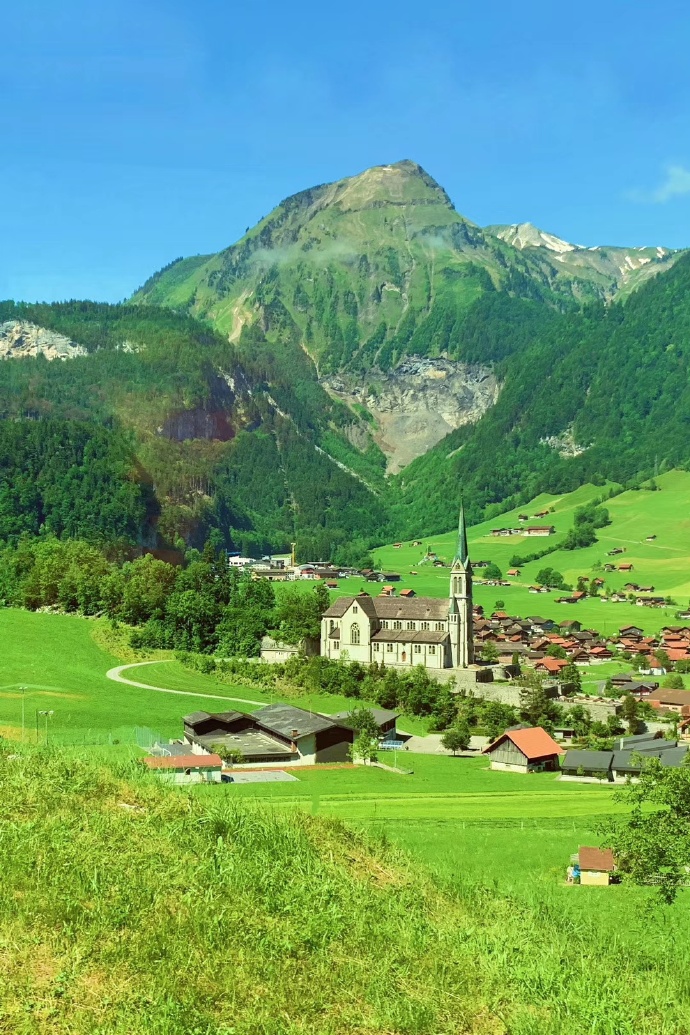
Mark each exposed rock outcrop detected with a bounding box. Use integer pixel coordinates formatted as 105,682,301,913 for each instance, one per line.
0,321,87,361
323,357,500,473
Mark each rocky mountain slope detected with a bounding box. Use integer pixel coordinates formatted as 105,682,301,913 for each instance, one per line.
322,357,499,473
487,222,679,300
132,160,683,481
0,321,87,361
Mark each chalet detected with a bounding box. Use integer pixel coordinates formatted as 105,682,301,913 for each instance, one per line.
648,688,690,713
559,620,582,632
608,548,625,556
645,535,657,541
618,562,634,572
379,585,396,596
518,514,529,522
578,846,617,886
529,585,550,594
535,657,570,676
523,525,556,537
507,568,521,577
619,625,643,639
483,727,563,773
534,509,552,518
399,588,416,598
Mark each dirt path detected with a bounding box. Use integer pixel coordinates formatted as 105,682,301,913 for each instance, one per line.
105,661,264,706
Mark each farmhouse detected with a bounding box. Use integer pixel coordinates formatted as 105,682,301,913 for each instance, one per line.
483,726,563,773
523,525,556,537
648,688,690,713
321,507,474,671
182,705,355,765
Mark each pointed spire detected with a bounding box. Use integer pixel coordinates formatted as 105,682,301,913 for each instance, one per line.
453,500,469,568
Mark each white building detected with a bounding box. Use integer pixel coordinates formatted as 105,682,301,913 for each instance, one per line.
320,507,474,671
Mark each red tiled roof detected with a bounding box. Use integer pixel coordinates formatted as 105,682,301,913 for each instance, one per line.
579,846,616,871
143,753,223,770
484,726,564,761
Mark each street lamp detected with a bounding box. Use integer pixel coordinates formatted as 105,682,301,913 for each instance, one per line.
36,710,54,745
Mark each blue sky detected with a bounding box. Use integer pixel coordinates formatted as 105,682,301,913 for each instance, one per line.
3,0,690,302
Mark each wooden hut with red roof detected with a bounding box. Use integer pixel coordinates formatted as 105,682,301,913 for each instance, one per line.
482,726,564,774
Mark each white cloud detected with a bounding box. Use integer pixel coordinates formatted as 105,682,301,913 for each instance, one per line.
629,164,690,204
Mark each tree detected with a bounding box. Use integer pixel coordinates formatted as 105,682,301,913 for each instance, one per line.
274,584,327,644
480,700,518,740
484,562,502,580
350,729,379,764
494,599,505,610
441,720,471,755
621,693,639,734
546,644,568,659
346,707,381,740
663,673,685,690
608,758,690,903
535,567,567,589
428,685,458,731
519,673,563,731
560,663,582,691
480,641,499,664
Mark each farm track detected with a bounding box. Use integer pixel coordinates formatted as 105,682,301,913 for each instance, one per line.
105,660,264,706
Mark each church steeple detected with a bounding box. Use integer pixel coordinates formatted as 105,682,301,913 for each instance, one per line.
452,500,470,570
448,499,473,668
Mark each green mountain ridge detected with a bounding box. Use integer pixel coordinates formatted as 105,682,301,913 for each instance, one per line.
134,159,682,376
3,160,690,561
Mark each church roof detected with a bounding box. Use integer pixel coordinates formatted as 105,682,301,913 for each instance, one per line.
323,596,449,621
372,597,450,620
372,629,449,644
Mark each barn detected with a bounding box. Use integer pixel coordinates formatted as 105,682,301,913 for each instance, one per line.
483,726,564,773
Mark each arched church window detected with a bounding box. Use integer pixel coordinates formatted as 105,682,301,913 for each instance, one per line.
350,623,360,645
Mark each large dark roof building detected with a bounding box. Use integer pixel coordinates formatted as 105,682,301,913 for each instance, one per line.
182,705,355,765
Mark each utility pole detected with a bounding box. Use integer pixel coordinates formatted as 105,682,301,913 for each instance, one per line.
19,686,26,742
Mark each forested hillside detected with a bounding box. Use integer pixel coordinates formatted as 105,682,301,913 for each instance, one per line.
4,163,690,560
394,252,690,533
0,302,387,558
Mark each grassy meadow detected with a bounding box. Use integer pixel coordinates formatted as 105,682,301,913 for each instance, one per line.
5,608,690,1030
325,471,690,637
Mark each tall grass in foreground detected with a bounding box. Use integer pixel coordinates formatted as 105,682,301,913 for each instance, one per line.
0,747,688,1034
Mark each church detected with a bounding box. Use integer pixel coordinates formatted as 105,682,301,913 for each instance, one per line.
321,508,474,671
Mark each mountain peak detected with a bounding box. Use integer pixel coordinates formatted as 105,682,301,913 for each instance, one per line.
489,222,576,254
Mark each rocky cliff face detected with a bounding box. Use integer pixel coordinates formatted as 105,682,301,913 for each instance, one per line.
322,357,499,473
0,321,88,361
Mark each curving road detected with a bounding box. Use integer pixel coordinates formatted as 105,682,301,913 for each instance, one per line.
105,660,264,706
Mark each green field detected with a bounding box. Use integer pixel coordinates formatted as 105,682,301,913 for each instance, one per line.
5,606,690,1033
325,471,690,637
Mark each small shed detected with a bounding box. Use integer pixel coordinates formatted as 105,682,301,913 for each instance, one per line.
482,727,564,773
578,846,617,886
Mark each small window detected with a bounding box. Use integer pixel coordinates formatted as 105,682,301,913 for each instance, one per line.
373,642,380,652
414,644,422,653
330,620,335,631
386,643,394,652
436,622,445,631
393,620,402,630
407,621,415,630
381,620,388,629
429,645,436,655
421,621,430,630
352,604,358,614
